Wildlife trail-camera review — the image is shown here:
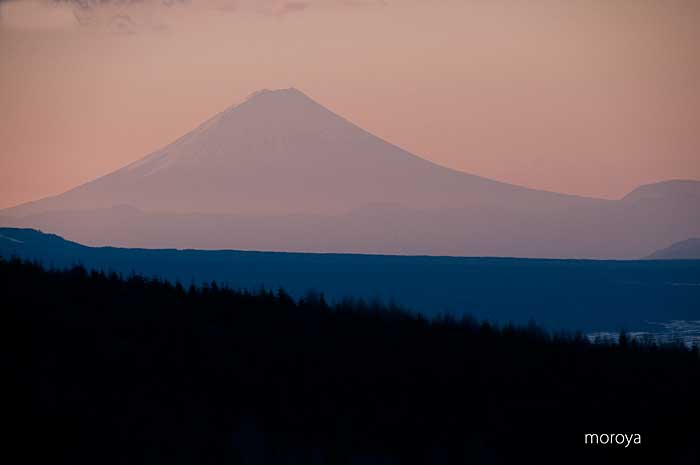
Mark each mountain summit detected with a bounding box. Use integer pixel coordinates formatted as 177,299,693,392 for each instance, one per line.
2,89,699,258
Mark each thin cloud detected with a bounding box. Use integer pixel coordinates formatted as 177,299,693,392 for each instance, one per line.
0,0,388,32
267,1,309,17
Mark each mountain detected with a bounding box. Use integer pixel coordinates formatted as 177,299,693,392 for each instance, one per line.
1,88,699,258
1,89,585,217
647,238,700,260
3,227,700,333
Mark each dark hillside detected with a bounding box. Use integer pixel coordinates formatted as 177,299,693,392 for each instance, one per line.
3,228,700,334
3,257,700,464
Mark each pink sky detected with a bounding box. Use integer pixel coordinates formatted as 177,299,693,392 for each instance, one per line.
1,0,699,209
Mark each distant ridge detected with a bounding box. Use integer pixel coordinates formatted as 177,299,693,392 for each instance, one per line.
623,179,700,203
1,88,699,258
2,227,700,334
646,238,700,260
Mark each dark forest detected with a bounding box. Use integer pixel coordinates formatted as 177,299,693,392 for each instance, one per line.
4,257,699,464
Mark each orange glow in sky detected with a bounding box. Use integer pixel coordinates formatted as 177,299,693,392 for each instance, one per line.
1,0,699,208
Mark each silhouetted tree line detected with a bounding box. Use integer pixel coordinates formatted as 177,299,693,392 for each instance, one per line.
3,257,699,464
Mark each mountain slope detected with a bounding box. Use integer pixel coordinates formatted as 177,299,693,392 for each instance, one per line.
3,88,593,217
647,238,700,260
1,89,699,258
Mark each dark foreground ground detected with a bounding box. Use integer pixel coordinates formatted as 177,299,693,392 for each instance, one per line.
3,257,700,464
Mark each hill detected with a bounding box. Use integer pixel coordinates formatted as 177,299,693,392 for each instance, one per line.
4,257,700,464
3,227,699,334
647,238,700,259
